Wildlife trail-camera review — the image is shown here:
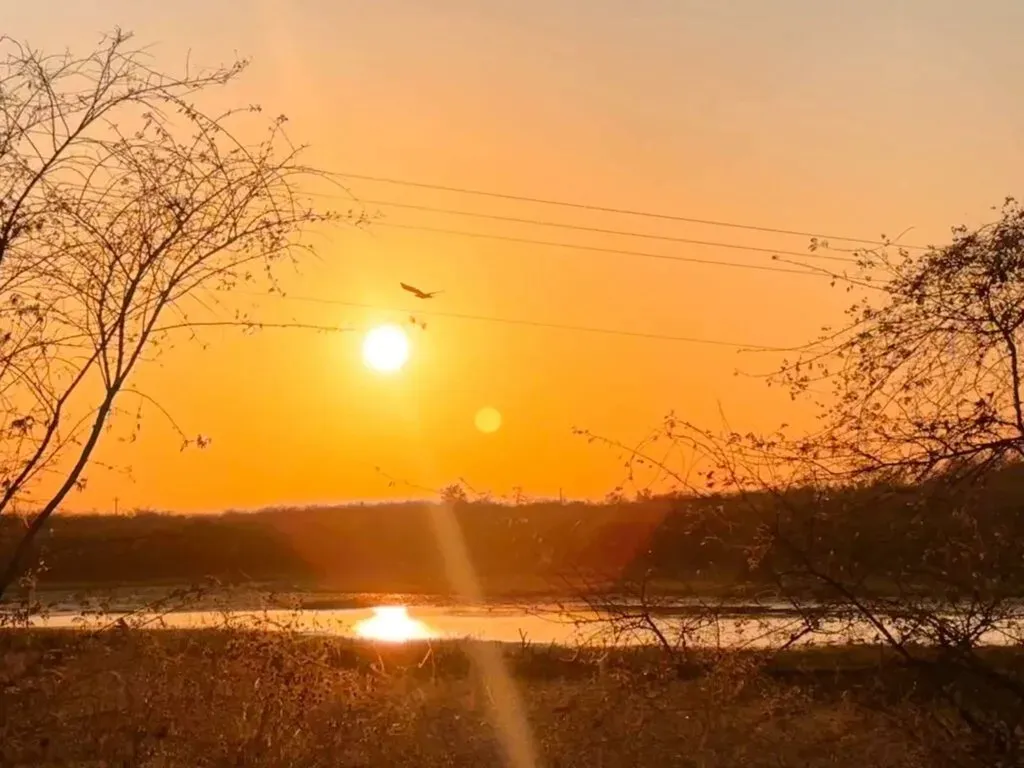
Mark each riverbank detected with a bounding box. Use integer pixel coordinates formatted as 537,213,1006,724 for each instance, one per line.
12,577,781,610
1,628,1001,766
17,581,810,613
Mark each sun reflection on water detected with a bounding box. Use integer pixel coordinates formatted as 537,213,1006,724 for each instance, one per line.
353,606,434,642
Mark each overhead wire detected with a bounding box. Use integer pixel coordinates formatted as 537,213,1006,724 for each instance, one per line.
331,172,928,251
370,222,840,277
358,199,861,264
242,291,794,351
270,173,898,351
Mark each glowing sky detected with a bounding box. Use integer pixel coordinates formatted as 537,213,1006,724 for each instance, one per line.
6,1,1024,511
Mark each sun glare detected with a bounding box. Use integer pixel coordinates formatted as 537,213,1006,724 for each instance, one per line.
362,324,410,373
354,606,433,642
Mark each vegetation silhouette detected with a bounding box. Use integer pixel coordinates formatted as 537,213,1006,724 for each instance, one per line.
3,24,1024,767
4,462,1024,601
0,31,356,598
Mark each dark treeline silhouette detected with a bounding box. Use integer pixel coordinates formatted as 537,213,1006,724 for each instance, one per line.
7,462,1024,597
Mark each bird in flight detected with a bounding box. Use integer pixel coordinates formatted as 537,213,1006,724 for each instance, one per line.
400,282,443,299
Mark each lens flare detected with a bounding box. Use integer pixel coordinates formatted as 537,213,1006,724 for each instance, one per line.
475,407,502,433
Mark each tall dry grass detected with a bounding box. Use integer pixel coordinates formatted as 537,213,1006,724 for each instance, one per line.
0,626,974,767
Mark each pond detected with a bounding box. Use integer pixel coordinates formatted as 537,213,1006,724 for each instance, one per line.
24,602,1024,648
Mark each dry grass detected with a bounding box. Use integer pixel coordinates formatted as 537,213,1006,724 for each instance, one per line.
0,629,958,767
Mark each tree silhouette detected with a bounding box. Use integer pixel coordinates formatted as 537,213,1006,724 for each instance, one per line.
616,200,1024,762
0,30,344,596
777,197,1024,483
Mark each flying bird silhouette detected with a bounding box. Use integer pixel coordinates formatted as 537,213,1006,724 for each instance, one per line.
400,282,443,299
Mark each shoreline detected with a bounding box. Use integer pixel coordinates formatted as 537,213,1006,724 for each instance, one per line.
14,582,1024,615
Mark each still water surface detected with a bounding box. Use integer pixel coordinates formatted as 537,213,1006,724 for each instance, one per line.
28,603,1024,648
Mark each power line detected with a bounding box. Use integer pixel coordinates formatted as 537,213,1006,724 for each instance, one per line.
371,222,836,278
249,291,791,351
361,199,859,264
333,172,927,250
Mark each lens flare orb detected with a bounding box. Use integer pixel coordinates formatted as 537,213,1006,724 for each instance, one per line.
475,407,502,434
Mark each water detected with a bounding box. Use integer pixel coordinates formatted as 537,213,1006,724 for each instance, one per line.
24,602,1024,648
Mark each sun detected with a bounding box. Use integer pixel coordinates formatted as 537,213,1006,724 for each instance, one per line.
354,606,433,643
362,324,410,373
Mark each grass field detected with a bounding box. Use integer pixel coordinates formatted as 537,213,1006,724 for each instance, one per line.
1,628,991,767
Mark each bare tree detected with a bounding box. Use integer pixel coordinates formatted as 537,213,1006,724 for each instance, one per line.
0,31,349,597
773,198,1024,481
568,201,1024,763
593,200,1024,764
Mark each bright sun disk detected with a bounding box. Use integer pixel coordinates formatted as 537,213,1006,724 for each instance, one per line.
362,324,410,373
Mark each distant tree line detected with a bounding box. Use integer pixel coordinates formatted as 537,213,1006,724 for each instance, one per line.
4,461,1024,597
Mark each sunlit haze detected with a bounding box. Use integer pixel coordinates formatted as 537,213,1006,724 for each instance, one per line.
5,0,1022,512
6,5,1024,766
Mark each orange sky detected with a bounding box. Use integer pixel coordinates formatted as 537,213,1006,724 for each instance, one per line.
7,1,1024,512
